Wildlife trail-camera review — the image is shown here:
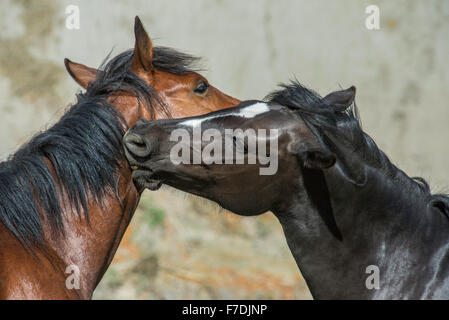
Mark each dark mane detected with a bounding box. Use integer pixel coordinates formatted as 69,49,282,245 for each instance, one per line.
0,46,201,248
266,80,449,217
88,47,201,119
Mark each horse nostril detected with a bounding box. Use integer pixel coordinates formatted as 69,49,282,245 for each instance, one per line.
124,132,150,158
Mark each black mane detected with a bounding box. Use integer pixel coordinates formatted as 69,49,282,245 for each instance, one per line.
266,80,449,217
0,46,200,248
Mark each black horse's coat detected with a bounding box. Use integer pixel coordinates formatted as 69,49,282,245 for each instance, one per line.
266,82,449,299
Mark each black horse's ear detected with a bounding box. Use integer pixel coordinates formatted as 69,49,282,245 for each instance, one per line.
299,148,336,169
289,140,336,169
323,86,356,112
131,16,153,73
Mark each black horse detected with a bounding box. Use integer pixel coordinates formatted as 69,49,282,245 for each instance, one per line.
124,81,449,299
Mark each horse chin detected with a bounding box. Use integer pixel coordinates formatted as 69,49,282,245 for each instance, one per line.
132,169,162,191
141,178,163,191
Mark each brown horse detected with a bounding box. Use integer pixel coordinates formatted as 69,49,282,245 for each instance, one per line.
0,16,239,299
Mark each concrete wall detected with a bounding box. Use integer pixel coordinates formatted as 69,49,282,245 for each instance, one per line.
0,0,448,299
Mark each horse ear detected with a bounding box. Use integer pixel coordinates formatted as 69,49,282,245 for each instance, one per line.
289,140,336,170
64,58,98,89
299,148,336,169
323,86,356,112
131,16,153,72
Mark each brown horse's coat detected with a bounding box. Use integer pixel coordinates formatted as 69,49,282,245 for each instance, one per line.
0,17,240,299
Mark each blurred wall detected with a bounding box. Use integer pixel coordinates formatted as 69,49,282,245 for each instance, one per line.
0,0,448,299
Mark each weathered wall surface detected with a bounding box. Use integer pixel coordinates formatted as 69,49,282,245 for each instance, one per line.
0,0,448,299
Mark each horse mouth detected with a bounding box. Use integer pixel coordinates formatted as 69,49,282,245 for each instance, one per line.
131,167,162,191
124,145,162,191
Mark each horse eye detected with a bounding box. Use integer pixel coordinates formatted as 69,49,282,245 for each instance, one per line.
194,82,209,95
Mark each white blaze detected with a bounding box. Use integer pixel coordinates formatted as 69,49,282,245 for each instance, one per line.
180,102,270,127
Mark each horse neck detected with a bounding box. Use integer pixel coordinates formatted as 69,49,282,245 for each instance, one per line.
44,96,143,299
274,159,447,299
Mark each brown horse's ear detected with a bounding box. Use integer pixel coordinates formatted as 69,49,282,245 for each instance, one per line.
289,140,336,170
64,58,98,89
323,86,356,112
131,16,153,73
